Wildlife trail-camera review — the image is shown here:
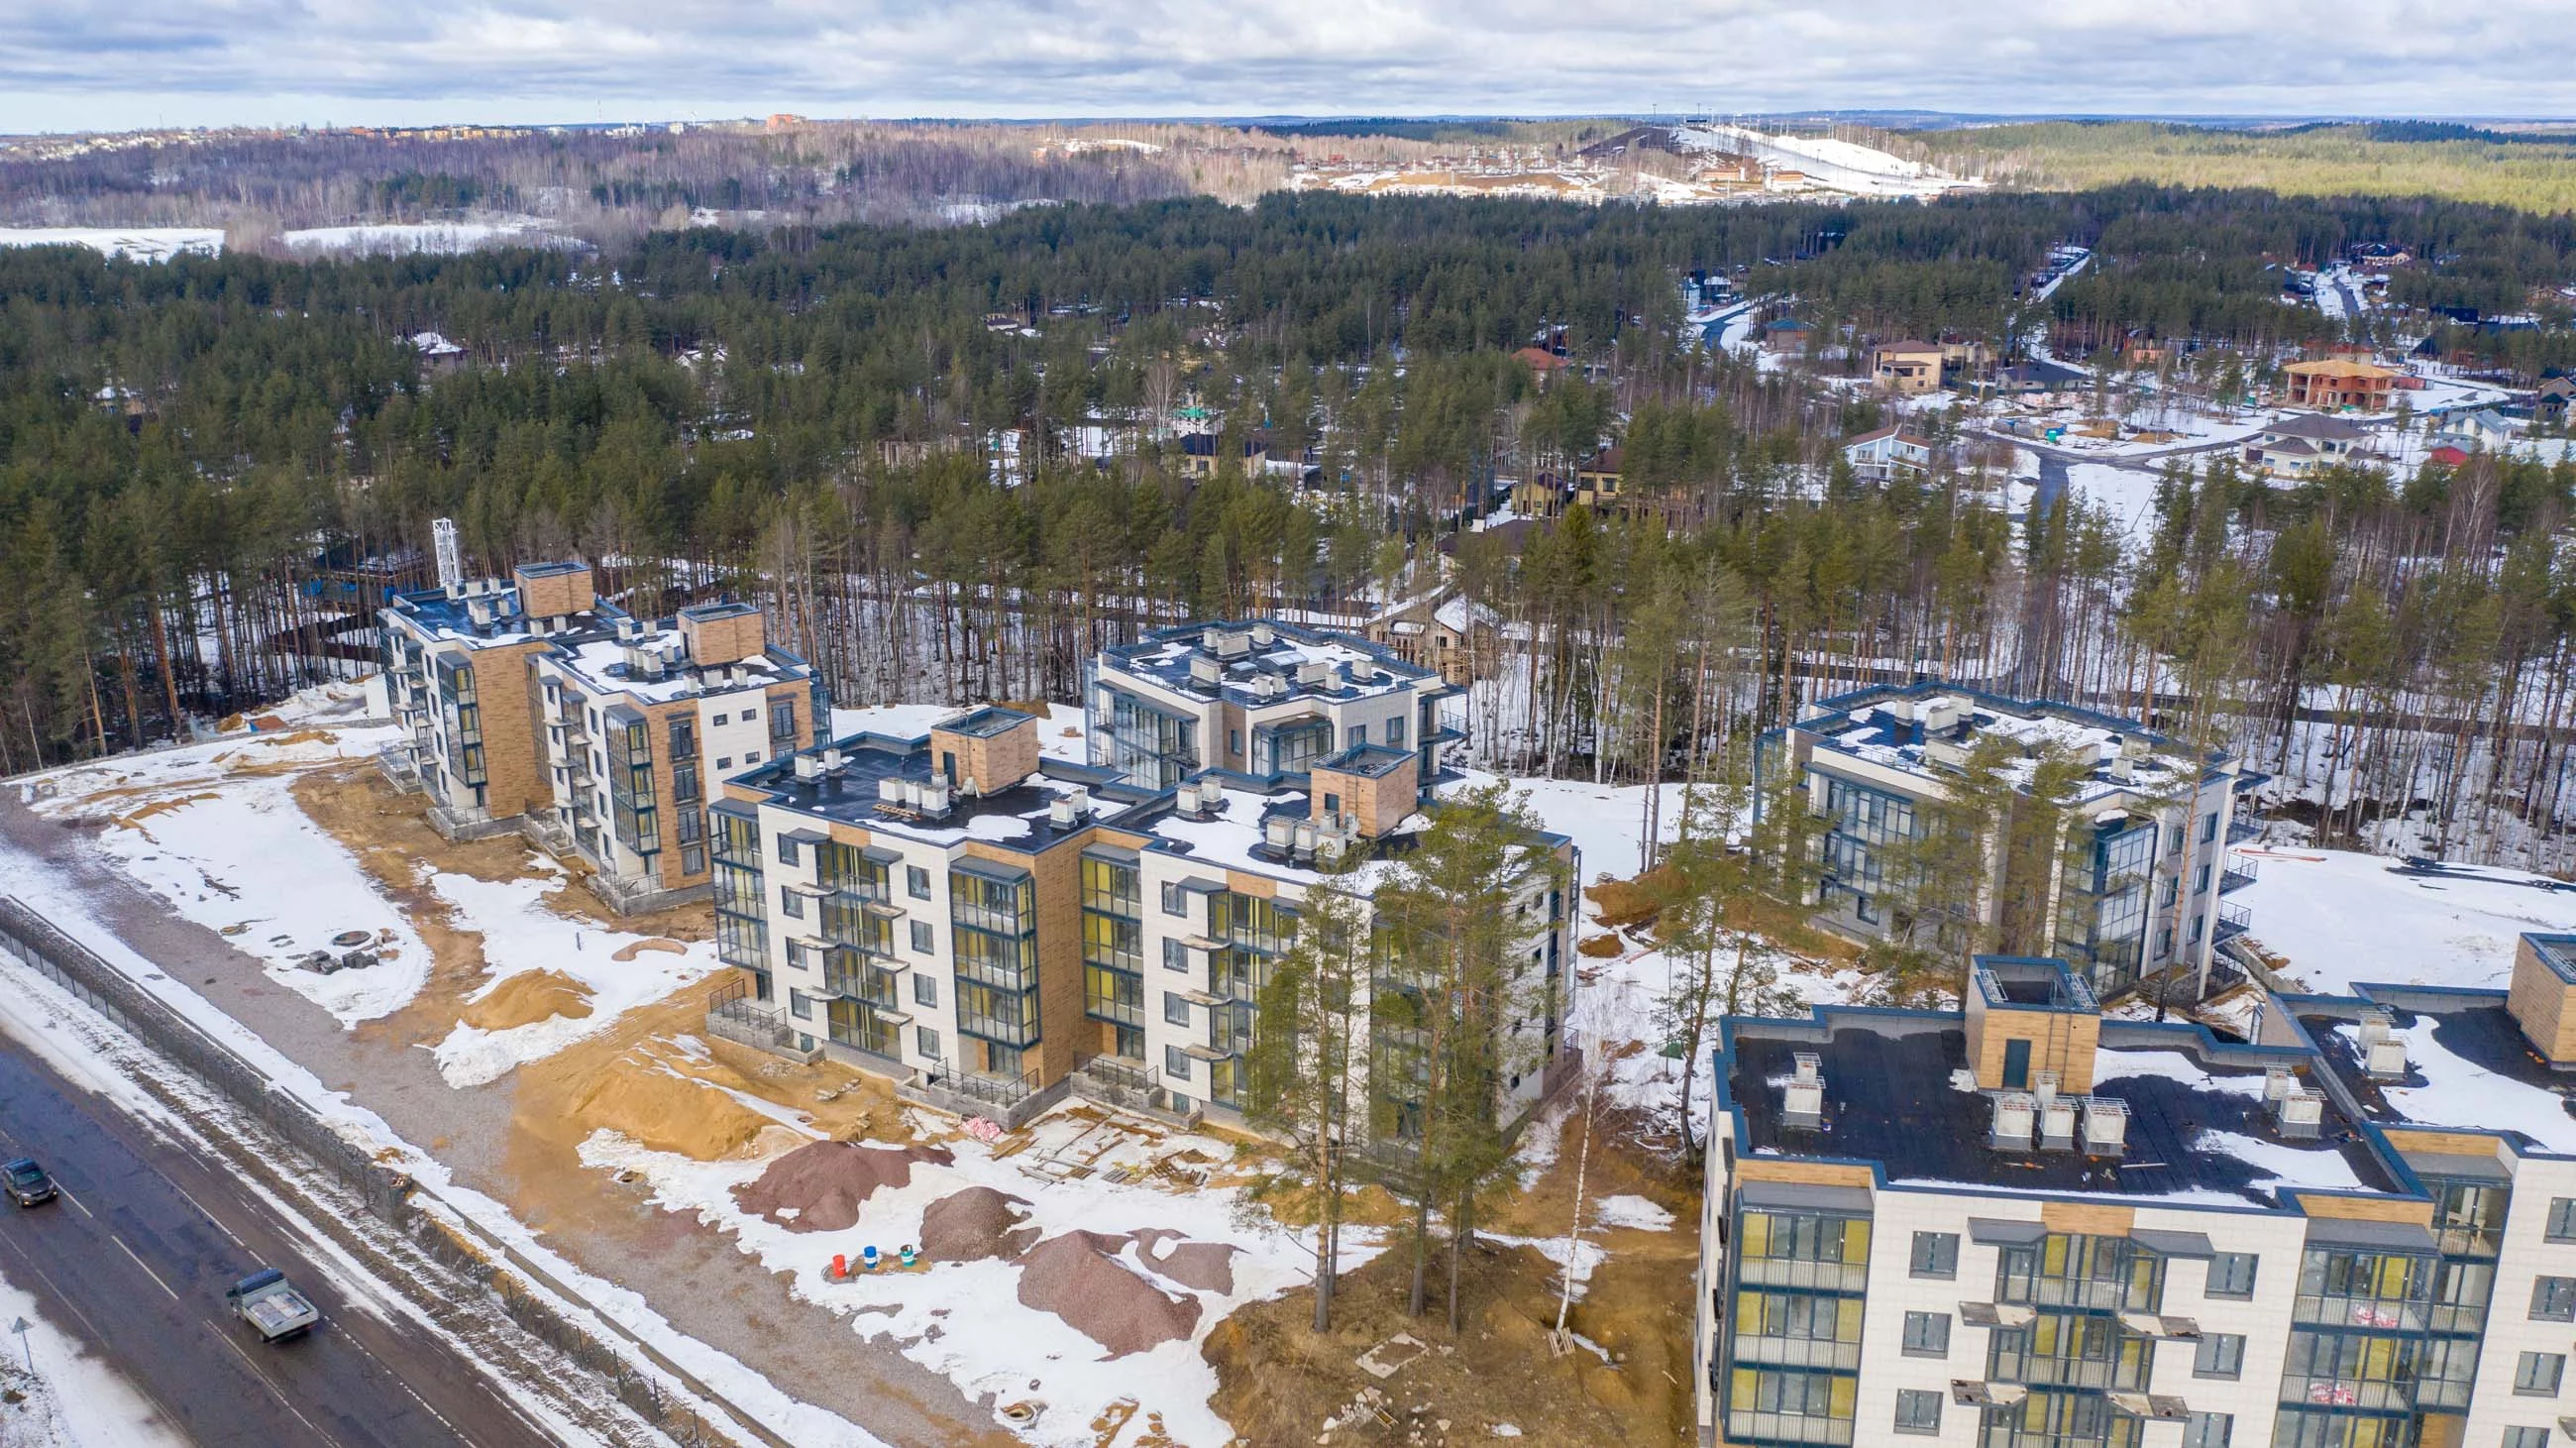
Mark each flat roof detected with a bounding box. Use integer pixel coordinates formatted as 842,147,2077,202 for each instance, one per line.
387,584,627,648
1100,618,1435,710
935,705,1035,739
1316,743,1415,779
732,735,1147,852
2301,994,2576,1158
1790,683,2227,804
1723,1012,2398,1208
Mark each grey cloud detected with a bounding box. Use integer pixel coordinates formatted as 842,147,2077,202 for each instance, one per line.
0,0,2561,130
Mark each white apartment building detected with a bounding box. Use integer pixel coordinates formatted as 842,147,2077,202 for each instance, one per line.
1085,619,1459,791
1761,684,2259,1001
1697,944,2576,1448
703,685,1575,1133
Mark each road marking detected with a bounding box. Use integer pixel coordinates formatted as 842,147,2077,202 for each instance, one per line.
110,1235,181,1302
210,1323,353,1447
53,1182,92,1219
163,1177,246,1248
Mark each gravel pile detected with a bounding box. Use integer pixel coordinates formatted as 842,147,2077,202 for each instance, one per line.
1131,1228,1238,1294
919,1185,1039,1262
1017,1231,1204,1357
731,1140,952,1233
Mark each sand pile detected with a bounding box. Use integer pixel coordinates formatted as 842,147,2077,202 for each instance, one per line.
609,937,688,962
920,1186,1039,1263
563,1059,777,1159
1132,1228,1239,1294
732,1140,954,1232
1018,1231,1204,1357
462,970,595,1032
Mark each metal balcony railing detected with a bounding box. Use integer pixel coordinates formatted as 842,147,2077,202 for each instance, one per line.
2213,901,2253,944
2219,856,2259,895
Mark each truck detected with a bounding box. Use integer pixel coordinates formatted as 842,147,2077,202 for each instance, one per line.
226,1269,319,1343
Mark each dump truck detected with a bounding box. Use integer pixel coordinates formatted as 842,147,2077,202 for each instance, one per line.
226,1269,319,1343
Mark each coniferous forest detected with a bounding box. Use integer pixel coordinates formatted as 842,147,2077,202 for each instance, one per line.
6,184,2576,870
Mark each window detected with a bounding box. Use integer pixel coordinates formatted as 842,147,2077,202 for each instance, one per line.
1910,1231,1959,1279
712,714,728,726
2504,1428,2553,1448
681,844,705,875
744,751,760,764
716,757,732,770
781,886,804,919
2548,1198,2576,1242
2182,1412,2232,1448
2533,1277,2576,1321
788,989,813,1021
2200,810,2218,842
2516,1351,2565,1395
1229,728,1241,757
777,835,800,866
2207,1252,2258,1297
908,866,931,900
912,974,938,1008
1163,1045,1191,1080
2194,1333,2245,1379
1387,715,1405,746
1163,991,1191,1026
1346,724,1366,748
2195,862,2212,895
1900,1311,1949,1357
915,1026,939,1060
743,706,758,722
1160,882,1184,916
1893,1389,1940,1435
1163,939,1188,972
911,921,935,954
771,700,797,740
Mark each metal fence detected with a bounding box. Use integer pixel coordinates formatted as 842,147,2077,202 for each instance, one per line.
0,896,783,1448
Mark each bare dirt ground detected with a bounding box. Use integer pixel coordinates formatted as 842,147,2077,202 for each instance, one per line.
1205,1103,1698,1448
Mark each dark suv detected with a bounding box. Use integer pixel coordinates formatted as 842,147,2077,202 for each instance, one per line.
3,1159,56,1207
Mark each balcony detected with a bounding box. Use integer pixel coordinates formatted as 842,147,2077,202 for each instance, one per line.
1724,1411,1853,1447
2228,815,2261,845
2213,901,2253,945
2219,855,2258,895
1732,1336,1864,1371
1735,1258,1871,1293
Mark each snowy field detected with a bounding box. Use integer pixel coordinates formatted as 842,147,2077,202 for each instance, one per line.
0,227,223,262
2235,847,2576,994
585,1104,1357,1448
281,218,578,255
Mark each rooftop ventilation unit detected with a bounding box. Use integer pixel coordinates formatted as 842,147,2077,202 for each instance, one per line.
1253,674,1285,702
1197,776,1226,815
1264,814,1297,851
1296,660,1331,689
1249,622,1276,647
2364,1032,2409,1081
2276,1087,2325,1141
2039,1094,2079,1152
616,616,646,641
1190,655,1223,688
819,748,844,774
1923,737,1974,772
2120,734,2150,761
877,777,904,804
1047,788,1091,830
1291,819,1320,858
1990,1092,2037,1151
918,780,952,819
1784,1054,1825,1130
2264,1066,2296,1102
795,755,822,782
1920,697,1963,736
2082,1097,2129,1156
1212,630,1251,659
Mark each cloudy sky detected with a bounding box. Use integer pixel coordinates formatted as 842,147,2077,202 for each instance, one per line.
0,0,2561,134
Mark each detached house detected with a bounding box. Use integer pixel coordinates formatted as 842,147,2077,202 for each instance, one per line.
2284,359,2398,412
1843,425,1936,482
1872,340,1946,396
2243,413,2375,478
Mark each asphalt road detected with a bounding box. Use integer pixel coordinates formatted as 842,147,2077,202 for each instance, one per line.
0,1035,565,1448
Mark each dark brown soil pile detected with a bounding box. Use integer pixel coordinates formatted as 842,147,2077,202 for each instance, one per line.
1017,1231,1203,1357
731,1140,953,1232
920,1185,1039,1262
1132,1228,1238,1293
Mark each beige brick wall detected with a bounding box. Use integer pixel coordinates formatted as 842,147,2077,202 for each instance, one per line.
1967,1002,2100,1093
477,641,548,820
681,609,766,666
933,715,1040,794
513,563,594,619
2507,937,2576,1062
1311,754,1419,838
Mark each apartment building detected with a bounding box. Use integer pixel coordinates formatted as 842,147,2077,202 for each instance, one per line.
702,689,1574,1134
379,562,822,912
1695,943,2576,1448
1084,619,1459,791
1760,684,2258,1000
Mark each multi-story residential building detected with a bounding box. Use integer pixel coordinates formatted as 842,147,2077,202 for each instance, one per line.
1695,945,2576,1448
1084,620,1458,792
703,665,1573,1134
379,562,822,912
1760,685,2259,1001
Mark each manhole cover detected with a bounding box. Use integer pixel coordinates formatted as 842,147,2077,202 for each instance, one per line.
331,930,372,947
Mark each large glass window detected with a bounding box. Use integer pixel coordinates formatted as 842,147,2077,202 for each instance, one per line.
1724,1367,1856,1447
1253,716,1336,779
1988,1313,2152,1391
1096,686,1198,789
1996,1234,2165,1314
1735,1210,1871,1291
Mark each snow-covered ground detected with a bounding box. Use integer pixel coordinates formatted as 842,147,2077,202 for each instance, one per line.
0,1269,186,1448
281,217,576,256
12,688,428,1024
2235,848,2576,995
585,1105,1356,1448
428,866,721,1087
0,227,223,262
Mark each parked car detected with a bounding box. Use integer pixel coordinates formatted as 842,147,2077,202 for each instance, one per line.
2,1158,54,1207
226,1270,319,1343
